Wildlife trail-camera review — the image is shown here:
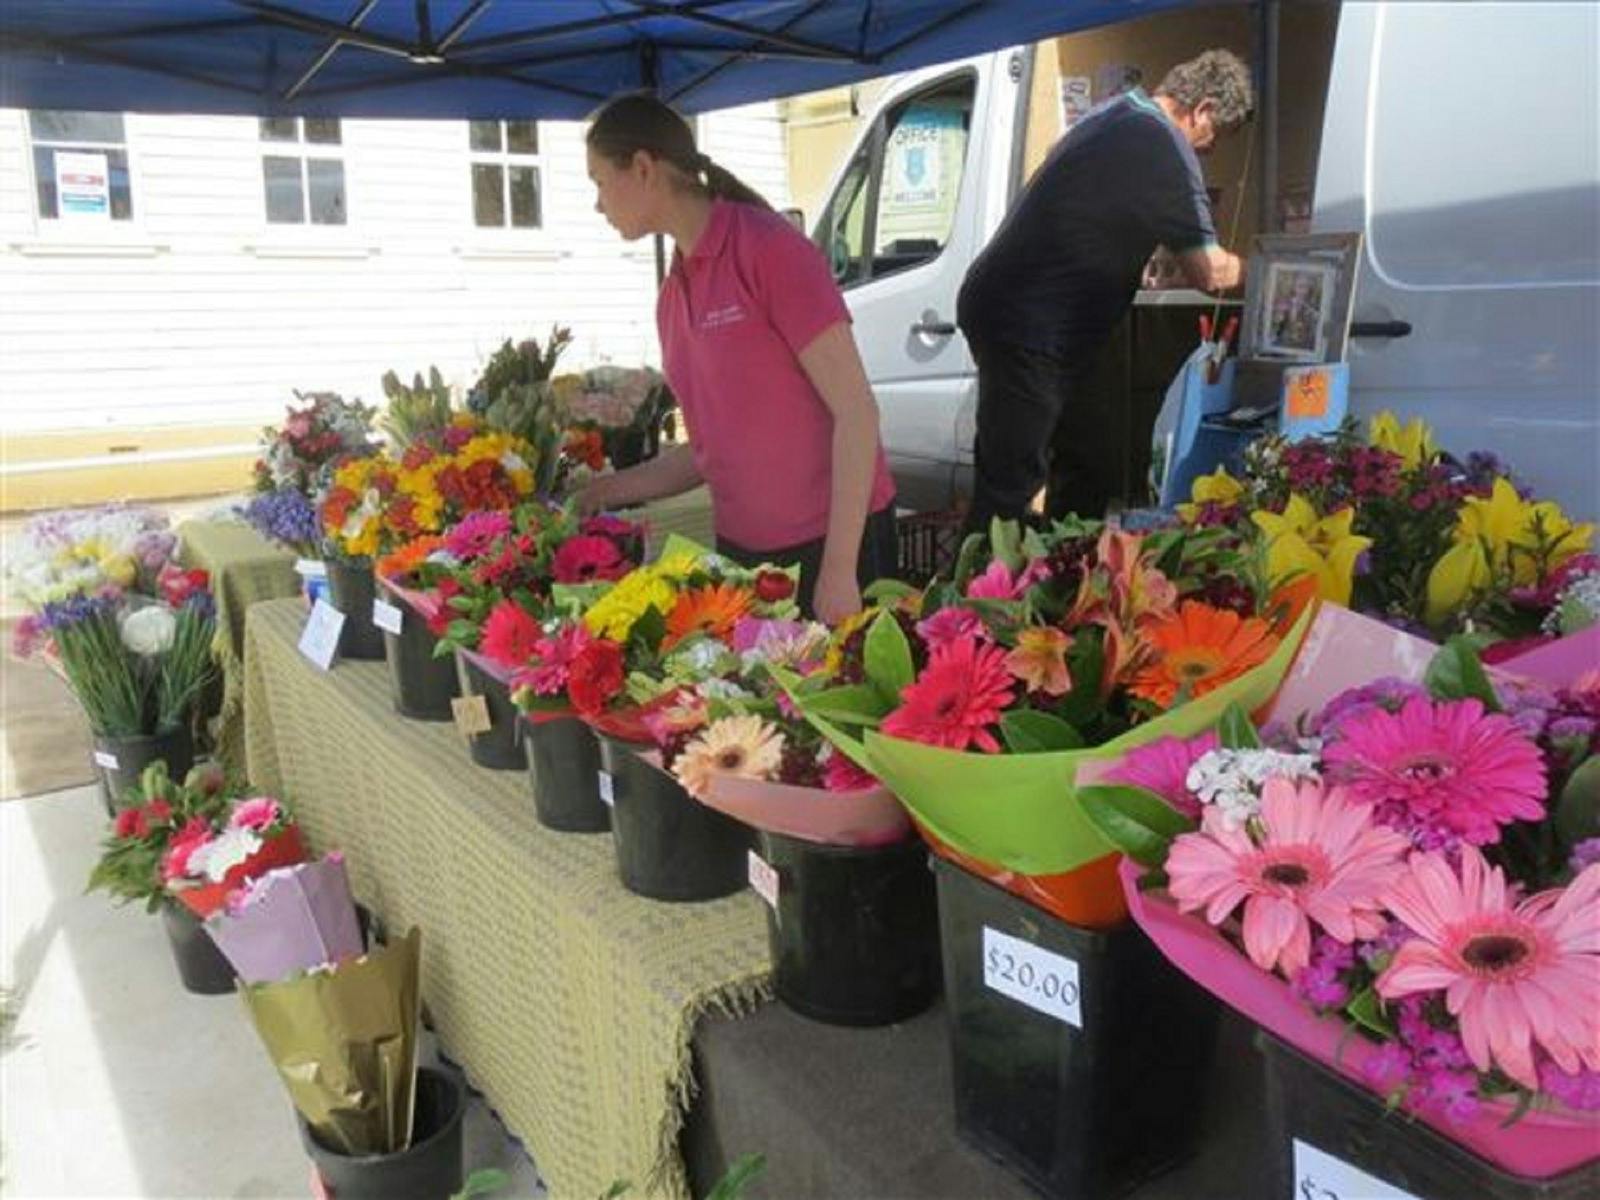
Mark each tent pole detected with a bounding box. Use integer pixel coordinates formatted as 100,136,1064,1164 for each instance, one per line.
1257,0,1280,234
641,43,668,288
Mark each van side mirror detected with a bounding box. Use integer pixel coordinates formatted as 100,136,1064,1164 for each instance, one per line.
781,206,805,232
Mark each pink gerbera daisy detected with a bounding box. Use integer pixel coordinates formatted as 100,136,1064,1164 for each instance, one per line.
511,623,592,696
479,599,542,668
444,510,512,560
1378,848,1600,1091
915,606,987,651
880,635,1015,753
1323,696,1546,848
551,535,629,584
1166,777,1410,975
1103,731,1221,816
822,747,881,793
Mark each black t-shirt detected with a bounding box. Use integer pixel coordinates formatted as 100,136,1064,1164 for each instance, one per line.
957,89,1217,359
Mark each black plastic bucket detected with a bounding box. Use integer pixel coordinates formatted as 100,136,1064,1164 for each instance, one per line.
599,736,748,902
161,900,237,995
382,607,459,721
325,559,385,661
1258,1033,1600,1200
453,654,522,770
300,1066,465,1200
755,831,940,1026
524,715,610,833
933,856,1217,1198
95,727,195,816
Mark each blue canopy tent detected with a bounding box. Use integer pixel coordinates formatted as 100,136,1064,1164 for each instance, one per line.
0,1,1223,119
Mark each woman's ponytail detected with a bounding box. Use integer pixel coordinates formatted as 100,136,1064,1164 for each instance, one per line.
588,93,771,210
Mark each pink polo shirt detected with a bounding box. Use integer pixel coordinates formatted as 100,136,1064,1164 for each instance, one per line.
657,199,896,551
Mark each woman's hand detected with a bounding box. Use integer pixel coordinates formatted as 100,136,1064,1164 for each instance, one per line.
575,473,623,517
812,557,863,626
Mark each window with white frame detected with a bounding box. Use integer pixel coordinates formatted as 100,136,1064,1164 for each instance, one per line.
260,117,347,225
469,120,542,229
29,111,135,221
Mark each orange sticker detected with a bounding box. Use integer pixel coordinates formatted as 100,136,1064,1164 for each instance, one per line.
1286,370,1331,420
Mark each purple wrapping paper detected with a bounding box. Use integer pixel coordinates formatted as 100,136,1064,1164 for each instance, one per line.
204,856,363,984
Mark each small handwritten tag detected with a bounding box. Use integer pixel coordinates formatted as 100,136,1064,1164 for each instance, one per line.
297,599,345,671
371,598,404,635
983,926,1082,1028
293,557,329,579
451,694,491,738
1292,1139,1420,1200
747,850,779,909
93,749,119,770
597,770,615,807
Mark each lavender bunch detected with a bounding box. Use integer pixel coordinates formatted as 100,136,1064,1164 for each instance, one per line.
239,488,321,556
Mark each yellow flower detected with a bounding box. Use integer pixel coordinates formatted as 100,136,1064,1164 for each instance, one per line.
99,552,138,588
1368,411,1437,470
1251,494,1372,607
1425,477,1595,622
581,566,677,640
1177,467,1245,524
1006,626,1072,696
822,605,880,675
652,552,701,583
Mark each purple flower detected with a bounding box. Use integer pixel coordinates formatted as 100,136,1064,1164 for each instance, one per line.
1539,1061,1600,1112
1417,1069,1482,1124
1570,838,1600,875
1314,678,1428,739
239,488,319,552
1291,934,1357,1011
1361,1043,1411,1091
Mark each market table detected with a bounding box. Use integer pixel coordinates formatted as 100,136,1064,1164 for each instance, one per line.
242,596,769,1199
183,486,716,776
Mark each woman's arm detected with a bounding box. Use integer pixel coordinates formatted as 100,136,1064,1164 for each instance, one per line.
797,321,882,624
576,444,703,516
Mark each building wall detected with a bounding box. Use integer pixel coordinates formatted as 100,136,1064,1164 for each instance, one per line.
0,103,788,509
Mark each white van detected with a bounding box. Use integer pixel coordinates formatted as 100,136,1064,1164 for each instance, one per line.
810,0,1599,520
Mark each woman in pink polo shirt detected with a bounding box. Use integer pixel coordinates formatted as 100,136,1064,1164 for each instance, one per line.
575,94,897,623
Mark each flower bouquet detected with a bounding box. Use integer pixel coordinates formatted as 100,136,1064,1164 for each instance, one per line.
788,517,1312,927
1179,412,1594,644
204,855,364,985
1082,627,1600,1181
9,514,219,802
551,364,676,470
159,793,307,919
253,390,377,499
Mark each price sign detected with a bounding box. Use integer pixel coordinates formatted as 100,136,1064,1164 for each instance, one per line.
297,599,345,671
747,851,780,909
371,598,404,635
451,694,491,738
93,749,119,770
597,770,615,807
1285,367,1332,419
982,927,1082,1028
1292,1140,1420,1200
293,558,328,579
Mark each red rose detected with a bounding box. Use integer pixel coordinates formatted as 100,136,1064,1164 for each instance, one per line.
755,570,795,603
145,799,173,825
113,807,146,839
568,639,625,716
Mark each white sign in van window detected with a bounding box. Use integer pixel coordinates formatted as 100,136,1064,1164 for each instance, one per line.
55,151,111,220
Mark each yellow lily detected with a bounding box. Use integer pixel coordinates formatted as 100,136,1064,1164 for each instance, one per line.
1368,411,1438,470
1177,467,1245,524
1251,494,1372,607
1425,477,1595,621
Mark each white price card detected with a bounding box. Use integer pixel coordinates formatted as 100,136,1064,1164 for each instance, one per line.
982,926,1082,1028
93,750,119,770
372,598,404,635
597,770,615,807
748,851,780,909
297,599,345,671
1292,1140,1420,1200
293,557,329,579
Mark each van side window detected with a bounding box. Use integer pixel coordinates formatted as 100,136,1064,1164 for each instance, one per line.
871,77,975,277
813,71,977,290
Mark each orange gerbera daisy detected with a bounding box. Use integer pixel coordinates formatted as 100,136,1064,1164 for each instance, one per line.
663,583,754,649
375,534,445,582
1129,601,1280,709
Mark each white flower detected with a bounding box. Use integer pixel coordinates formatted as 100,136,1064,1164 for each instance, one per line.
341,488,381,540
672,639,729,676
1184,748,1321,830
120,605,177,655
187,824,262,883
501,451,528,474
699,678,755,702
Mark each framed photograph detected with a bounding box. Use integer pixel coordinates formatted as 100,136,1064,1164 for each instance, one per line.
1241,232,1363,364
1261,260,1334,361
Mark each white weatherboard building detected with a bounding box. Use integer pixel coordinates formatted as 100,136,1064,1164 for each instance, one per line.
0,103,789,507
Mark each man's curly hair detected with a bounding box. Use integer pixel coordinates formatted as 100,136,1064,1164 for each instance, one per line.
1155,50,1254,131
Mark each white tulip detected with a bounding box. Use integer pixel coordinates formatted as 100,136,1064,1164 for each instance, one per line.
120,605,177,655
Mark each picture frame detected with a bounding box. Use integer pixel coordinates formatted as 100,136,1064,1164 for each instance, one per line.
1240,232,1362,364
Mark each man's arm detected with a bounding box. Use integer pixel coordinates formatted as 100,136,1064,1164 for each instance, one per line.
1178,243,1243,293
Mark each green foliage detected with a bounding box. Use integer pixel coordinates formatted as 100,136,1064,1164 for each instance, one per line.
999,710,1084,753
1078,784,1195,867
863,609,914,702
1424,636,1500,710
85,761,234,911
380,365,455,449
1216,702,1263,750
474,326,573,399
1345,987,1395,1039
1555,756,1600,857
450,1169,511,1200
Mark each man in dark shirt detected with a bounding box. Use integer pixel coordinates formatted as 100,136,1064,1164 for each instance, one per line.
958,49,1254,530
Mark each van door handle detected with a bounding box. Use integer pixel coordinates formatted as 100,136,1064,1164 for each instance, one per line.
911,320,957,336
1350,320,1412,339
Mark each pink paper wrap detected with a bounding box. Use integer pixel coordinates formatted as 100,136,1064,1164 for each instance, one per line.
1495,625,1600,690
702,776,911,847
376,576,443,624
204,856,363,984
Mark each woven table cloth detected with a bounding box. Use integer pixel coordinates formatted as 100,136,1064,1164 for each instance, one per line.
242,597,771,1198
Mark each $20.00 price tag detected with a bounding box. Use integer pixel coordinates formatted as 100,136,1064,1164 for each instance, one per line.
596,770,615,807
747,851,779,909
982,927,1082,1029
1292,1140,1420,1200
93,749,119,770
